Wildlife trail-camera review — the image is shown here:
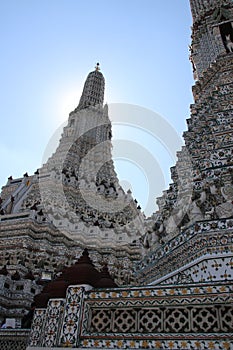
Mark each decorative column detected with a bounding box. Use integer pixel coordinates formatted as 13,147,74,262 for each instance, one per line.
59,286,85,348
42,299,65,347
28,309,46,347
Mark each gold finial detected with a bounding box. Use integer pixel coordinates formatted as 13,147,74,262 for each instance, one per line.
95,62,100,71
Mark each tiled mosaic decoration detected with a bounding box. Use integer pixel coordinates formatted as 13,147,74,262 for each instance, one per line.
58,286,84,348
28,309,46,347
28,282,233,349
0,330,30,350
78,282,233,348
87,305,233,334
80,338,233,349
42,299,65,347
138,219,233,285
160,255,233,285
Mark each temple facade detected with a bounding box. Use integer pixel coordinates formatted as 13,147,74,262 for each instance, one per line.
0,0,233,349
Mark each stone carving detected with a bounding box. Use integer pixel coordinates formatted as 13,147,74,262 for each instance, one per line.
141,229,159,249
225,34,233,52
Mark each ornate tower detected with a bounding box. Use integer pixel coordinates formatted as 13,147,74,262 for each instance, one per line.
17,3,233,349
39,64,143,251
139,0,233,286
0,65,145,324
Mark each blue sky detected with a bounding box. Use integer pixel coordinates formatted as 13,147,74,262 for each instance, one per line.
0,0,193,215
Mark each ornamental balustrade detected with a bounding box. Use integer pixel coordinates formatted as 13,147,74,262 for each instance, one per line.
28,282,233,349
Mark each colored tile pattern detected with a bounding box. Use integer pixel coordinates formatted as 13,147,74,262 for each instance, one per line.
137,221,233,284
160,256,233,285
59,286,84,348
80,337,233,349
28,309,46,347
42,299,65,347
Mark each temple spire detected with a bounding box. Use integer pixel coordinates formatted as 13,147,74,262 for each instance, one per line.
76,63,105,110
